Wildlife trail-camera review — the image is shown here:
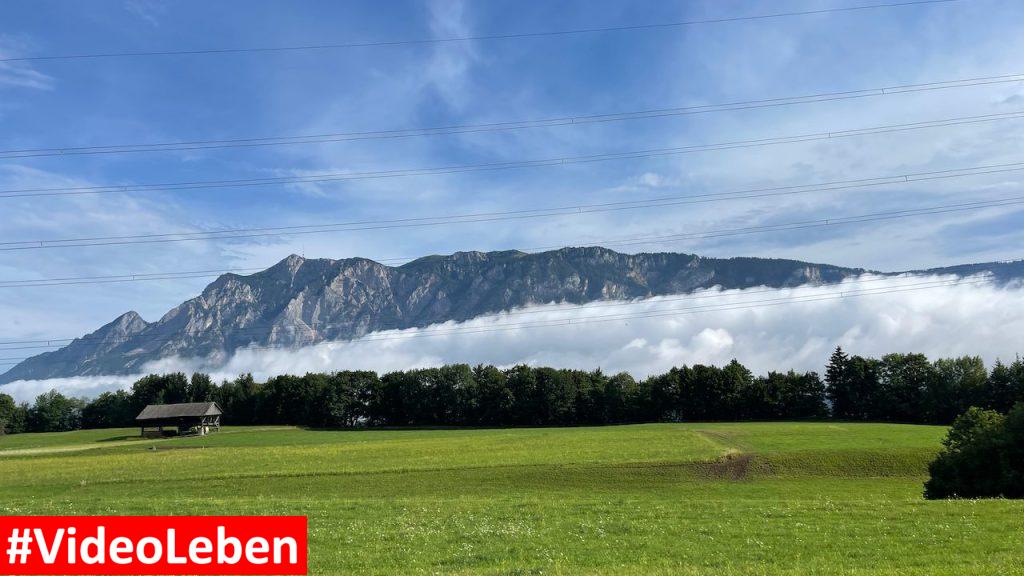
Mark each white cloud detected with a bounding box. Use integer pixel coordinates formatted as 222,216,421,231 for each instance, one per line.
2,375,139,404
4,275,1023,402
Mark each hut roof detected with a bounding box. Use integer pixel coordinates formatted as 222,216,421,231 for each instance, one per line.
136,402,222,421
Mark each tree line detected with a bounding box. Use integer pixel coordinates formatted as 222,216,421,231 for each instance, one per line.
1,347,1023,434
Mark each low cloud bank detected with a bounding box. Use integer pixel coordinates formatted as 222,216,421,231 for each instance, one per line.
1,375,140,404
3,275,1023,403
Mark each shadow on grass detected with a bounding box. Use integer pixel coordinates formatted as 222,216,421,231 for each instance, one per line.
96,435,147,443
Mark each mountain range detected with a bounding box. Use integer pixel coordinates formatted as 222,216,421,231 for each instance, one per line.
2,247,1023,384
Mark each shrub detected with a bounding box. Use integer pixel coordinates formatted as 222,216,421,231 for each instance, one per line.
924,403,1024,499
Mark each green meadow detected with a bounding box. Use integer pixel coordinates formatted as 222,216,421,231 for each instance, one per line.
1,423,1022,575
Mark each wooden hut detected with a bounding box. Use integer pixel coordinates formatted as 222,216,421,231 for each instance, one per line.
136,402,222,437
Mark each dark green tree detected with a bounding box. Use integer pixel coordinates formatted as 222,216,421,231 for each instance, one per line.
1001,403,1024,498
825,348,884,420
739,374,780,420
741,371,826,420
641,367,683,422
984,359,1024,413
26,390,83,432
323,366,376,426
677,362,750,421
532,368,576,425
718,360,754,420
259,374,324,424
571,369,607,425
473,364,513,425
0,393,27,435
81,390,134,428
878,353,934,422
311,371,376,427
603,372,637,423
0,393,15,434
187,373,216,402
426,364,475,425
824,346,849,417
779,370,828,419
215,373,261,425
129,373,189,414
370,370,422,425
927,357,987,424
924,407,1009,499
505,365,539,425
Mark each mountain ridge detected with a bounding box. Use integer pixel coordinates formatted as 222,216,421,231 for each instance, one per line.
3,246,1022,383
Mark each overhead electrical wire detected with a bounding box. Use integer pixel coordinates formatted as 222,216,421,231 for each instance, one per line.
0,275,995,367
178,277,1000,344
1,160,1022,252
0,190,1022,288
0,0,998,368
0,0,964,63
0,267,271,288
0,1,999,371
2,71,1020,159
3,110,1023,201
0,275,992,353
0,273,957,348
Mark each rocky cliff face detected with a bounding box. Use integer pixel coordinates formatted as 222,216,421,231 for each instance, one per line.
2,247,1017,382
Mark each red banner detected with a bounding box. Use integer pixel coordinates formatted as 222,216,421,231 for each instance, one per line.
0,516,307,575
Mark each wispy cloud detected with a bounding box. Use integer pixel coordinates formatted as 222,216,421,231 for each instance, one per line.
422,0,481,112
0,164,243,340
2,375,140,404
0,36,53,91
3,0,1024,365
122,0,166,27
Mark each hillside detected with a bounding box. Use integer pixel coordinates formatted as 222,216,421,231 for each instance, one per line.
2,423,1022,574
3,247,1021,383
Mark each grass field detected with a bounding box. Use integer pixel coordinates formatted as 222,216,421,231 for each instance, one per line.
2,423,1022,575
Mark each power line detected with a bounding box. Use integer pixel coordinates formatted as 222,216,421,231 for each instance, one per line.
1,160,1022,252
3,71,1020,159
0,275,992,356
3,110,1023,200
248,277,998,344
3,195,1024,270
0,273,941,347
0,0,964,64
0,275,994,368
0,268,270,288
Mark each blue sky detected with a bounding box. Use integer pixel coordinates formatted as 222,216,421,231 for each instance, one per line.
2,0,1024,347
